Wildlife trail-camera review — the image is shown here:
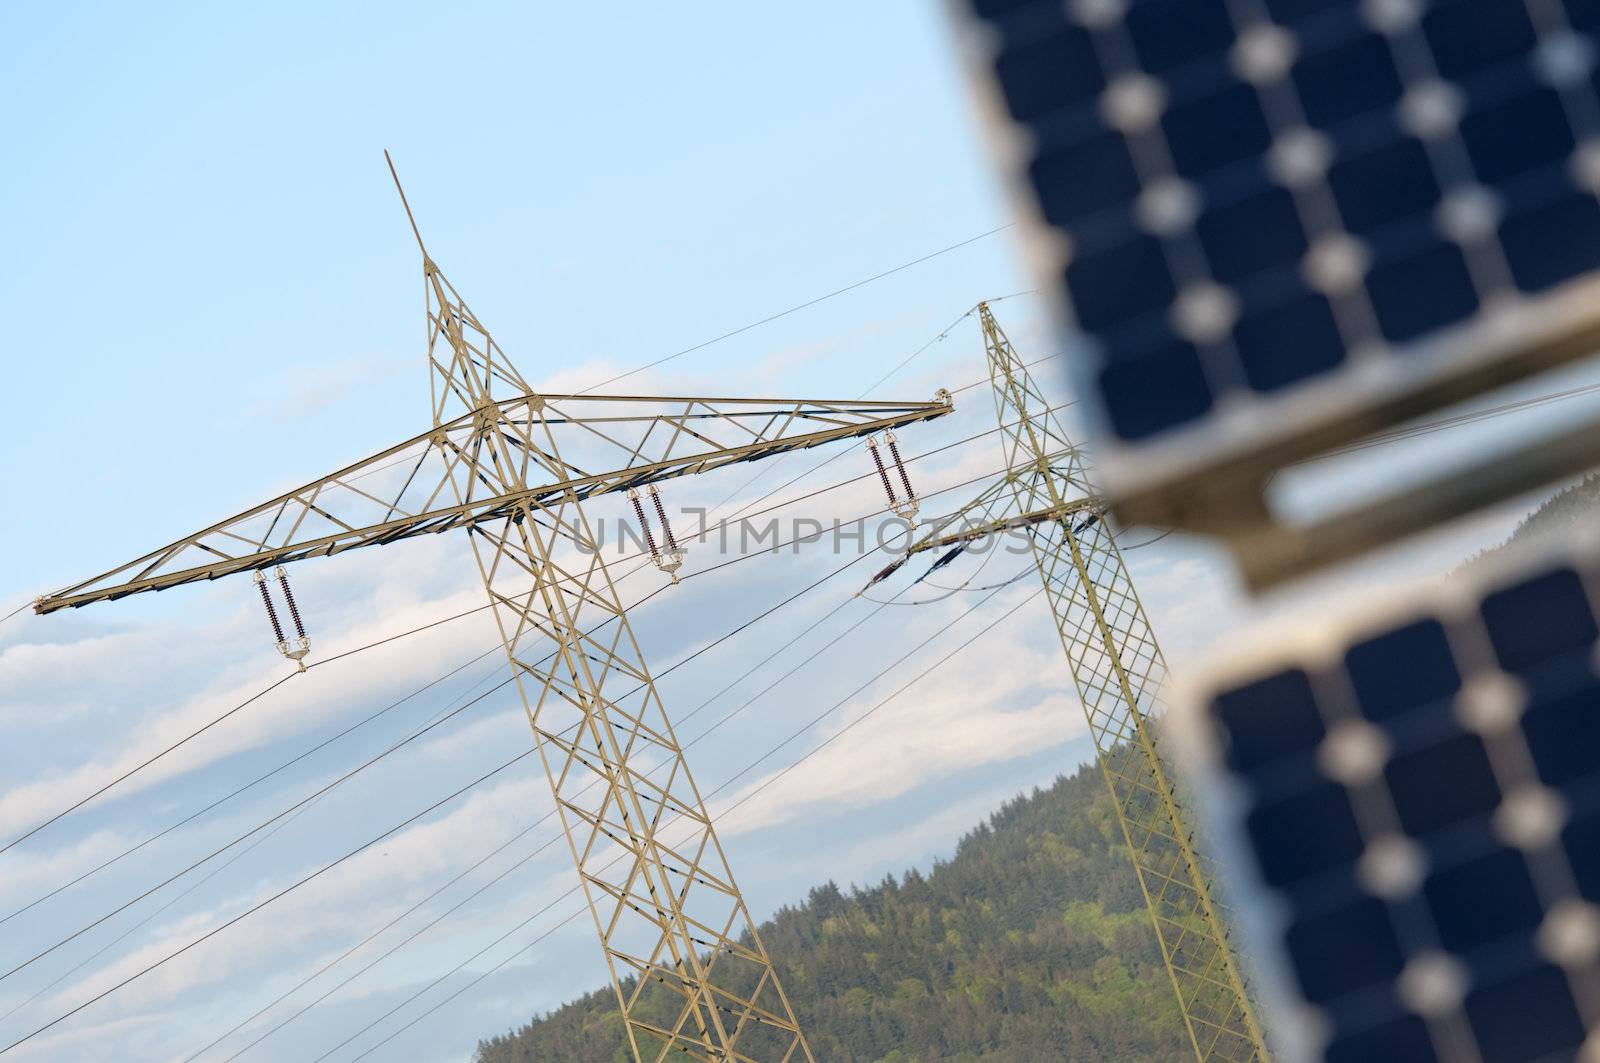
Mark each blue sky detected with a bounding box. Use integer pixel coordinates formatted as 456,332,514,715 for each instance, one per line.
0,3,1581,1062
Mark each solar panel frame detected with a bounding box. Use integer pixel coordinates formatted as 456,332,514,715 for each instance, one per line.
950,0,1600,584
1171,526,1600,1060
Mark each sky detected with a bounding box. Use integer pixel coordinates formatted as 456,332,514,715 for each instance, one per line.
0,3,1591,1062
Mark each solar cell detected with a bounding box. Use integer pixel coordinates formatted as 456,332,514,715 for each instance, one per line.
954,0,1600,584
1179,532,1600,1059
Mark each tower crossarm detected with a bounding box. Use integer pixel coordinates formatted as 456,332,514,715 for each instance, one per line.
904,496,1106,556
901,447,1106,559
34,392,951,614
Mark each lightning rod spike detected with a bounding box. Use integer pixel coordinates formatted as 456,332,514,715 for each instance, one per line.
383,149,430,264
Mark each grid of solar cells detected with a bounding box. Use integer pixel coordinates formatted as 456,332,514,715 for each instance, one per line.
966,0,1600,444
1198,556,1600,1060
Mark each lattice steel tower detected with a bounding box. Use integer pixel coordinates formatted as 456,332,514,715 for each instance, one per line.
900,304,1269,1062
33,161,954,1062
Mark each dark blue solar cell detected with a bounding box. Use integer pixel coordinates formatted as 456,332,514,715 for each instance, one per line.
1212,669,1325,772
1097,341,1214,440
1030,132,1140,228
1293,34,1403,130
1265,0,1344,22
1481,568,1598,672
1126,0,1234,75
1465,965,1587,1063
1346,619,1461,722
1501,192,1600,294
1423,848,1542,953
1563,811,1600,901
1068,235,1176,332
1460,88,1576,186
1197,187,1308,282
1246,782,1364,888
995,24,1104,123
1234,290,1345,392
970,0,1052,18
1328,138,1442,235
1422,0,1538,81
1522,672,1600,787
1285,896,1405,1003
1567,0,1600,31
1366,242,1478,343
1384,733,1501,836
1326,1015,1439,1063
1163,82,1272,180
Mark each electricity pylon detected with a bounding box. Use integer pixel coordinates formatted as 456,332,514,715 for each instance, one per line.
898,304,1269,1062
33,162,952,1062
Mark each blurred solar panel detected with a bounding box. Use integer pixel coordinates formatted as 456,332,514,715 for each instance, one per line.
1178,533,1600,1060
954,0,1600,584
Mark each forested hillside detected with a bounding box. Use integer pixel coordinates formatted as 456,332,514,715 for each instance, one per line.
472,759,1190,1062
1501,472,1600,549
1463,472,1600,568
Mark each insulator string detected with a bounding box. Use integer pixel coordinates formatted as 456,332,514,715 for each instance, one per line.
276,569,307,640
885,433,916,505
255,575,286,644
649,486,678,551
866,436,898,505
628,492,661,560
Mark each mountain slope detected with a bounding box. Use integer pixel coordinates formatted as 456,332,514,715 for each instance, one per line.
1463,472,1600,569
472,760,1189,1062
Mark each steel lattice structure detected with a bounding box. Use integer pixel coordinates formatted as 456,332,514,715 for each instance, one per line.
903,304,1269,1062
34,164,953,1062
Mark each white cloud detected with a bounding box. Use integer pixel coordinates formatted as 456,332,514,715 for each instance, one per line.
714,600,1080,837
0,546,505,841
39,769,557,1018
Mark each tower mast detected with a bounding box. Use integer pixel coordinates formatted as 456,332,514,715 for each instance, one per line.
901,304,1269,1061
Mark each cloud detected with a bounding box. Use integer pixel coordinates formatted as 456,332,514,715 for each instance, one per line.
4,1008,174,1063
714,596,1081,837
0,826,137,912
0,567,505,842
259,353,413,424
38,767,559,1020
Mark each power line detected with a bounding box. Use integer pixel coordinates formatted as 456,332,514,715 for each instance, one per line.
332,585,1045,1062
4,543,882,1056
574,225,1013,395
190,818,559,1062
28,499,998,1056
217,561,1015,1061
0,675,295,857
1313,378,1600,460
304,576,1037,1062
0,650,504,929
0,668,519,987
0,752,537,1057
691,293,1043,528
0,785,328,1027
857,290,1036,399
3,536,885,1048
191,550,883,1061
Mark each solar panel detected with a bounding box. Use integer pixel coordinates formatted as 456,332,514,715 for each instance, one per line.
1176,531,1600,1060
954,0,1600,584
